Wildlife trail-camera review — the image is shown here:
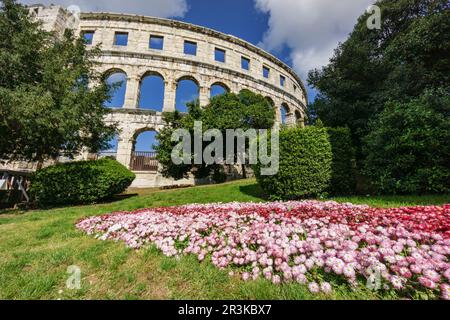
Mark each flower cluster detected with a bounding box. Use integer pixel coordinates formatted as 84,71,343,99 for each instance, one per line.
76,201,450,299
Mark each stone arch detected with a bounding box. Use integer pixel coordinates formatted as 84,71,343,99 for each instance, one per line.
281,103,290,125
265,96,275,107
175,75,200,113
103,69,127,108
210,82,230,98
176,75,200,86
101,67,128,79
138,71,165,112
295,110,305,127
130,128,160,171
132,128,159,152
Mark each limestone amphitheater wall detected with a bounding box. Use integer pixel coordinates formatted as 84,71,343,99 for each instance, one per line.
7,5,308,188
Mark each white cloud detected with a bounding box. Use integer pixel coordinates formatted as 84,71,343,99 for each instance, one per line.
19,0,188,18
254,0,375,80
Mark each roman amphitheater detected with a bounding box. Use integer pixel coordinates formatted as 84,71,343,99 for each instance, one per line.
8,5,308,188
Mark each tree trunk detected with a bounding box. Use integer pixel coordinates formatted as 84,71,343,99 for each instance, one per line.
36,156,44,170
241,164,247,179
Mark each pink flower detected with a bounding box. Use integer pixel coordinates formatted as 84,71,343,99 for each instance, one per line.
390,276,404,290
305,259,314,270
343,265,356,278
440,284,450,300
296,274,307,284
410,264,422,274
423,269,441,282
77,201,450,299
320,282,332,294
444,269,450,281
418,277,437,289
308,282,320,294
272,275,281,285
399,267,412,279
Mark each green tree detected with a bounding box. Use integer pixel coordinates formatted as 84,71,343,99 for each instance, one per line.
363,89,450,194
0,0,116,167
308,0,449,157
155,90,275,180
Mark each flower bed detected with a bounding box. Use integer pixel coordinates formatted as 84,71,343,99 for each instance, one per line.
76,201,450,299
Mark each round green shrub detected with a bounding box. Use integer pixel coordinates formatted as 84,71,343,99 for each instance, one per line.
327,127,357,195
255,126,332,200
30,159,136,206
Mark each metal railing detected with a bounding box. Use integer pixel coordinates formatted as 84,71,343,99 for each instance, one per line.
130,151,158,172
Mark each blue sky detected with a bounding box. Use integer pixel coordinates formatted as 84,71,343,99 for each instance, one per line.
21,0,374,151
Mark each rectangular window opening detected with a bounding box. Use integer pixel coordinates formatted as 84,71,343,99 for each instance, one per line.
149,35,164,50
184,40,197,56
215,48,226,63
241,56,250,70
82,31,94,45
263,66,270,79
280,75,286,87
114,32,128,46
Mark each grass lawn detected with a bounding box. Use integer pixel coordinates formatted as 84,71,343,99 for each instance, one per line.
0,179,448,300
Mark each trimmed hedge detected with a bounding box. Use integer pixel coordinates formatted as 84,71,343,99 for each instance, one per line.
327,127,357,195
255,126,332,200
30,159,135,206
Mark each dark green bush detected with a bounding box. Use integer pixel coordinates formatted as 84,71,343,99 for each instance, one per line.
30,159,135,206
255,126,332,200
0,190,25,209
327,127,357,195
212,166,227,184
363,90,450,194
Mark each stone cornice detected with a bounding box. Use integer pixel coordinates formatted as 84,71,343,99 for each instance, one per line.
107,108,158,116
80,12,308,104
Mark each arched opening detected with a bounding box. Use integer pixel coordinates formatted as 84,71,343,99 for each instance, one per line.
175,77,199,113
138,72,165,112
130,130,159,171
265,97,275,108
134,130,159,152
281,103,290,125
295,110,303,126
210,82,229,98
99,134,119,159
104,71,127,108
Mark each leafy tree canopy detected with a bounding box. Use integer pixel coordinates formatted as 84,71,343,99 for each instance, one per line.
363,89,450,194
308,0,449,155
0,0,116,166
155,90,276,180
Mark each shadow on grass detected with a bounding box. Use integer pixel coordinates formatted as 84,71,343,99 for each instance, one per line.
0,193,139,215
239,183,266,201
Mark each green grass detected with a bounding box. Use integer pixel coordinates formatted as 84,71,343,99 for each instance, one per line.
0,179,448,300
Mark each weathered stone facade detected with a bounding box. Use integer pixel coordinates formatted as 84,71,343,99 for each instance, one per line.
9,5,308,188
